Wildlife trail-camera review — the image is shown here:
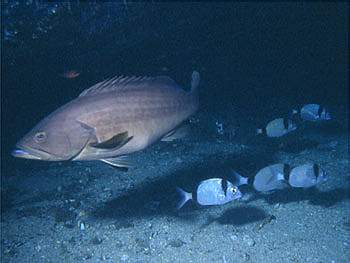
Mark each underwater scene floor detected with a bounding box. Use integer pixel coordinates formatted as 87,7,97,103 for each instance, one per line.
2,120,349,263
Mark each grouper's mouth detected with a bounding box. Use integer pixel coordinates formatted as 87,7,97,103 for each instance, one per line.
11,144,52,160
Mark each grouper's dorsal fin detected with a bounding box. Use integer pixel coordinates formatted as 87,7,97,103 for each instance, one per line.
90,131,133,150
79,75,181,97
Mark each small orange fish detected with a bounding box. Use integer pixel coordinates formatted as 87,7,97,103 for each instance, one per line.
61,70,81,79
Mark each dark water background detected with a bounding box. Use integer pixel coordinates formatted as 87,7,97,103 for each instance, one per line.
1,2,348,172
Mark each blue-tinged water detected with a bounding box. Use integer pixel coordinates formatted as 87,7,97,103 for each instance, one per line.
1,2,349,262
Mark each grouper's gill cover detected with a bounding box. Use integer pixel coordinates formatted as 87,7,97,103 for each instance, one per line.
14,105,94,161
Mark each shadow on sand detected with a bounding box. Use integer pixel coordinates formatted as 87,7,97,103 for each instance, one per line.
91,145,349,221
248,187,350,208
91,151,275,221
215,205,269,226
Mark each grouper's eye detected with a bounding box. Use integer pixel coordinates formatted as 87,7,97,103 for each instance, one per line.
232,187,237,194
34,131,47,143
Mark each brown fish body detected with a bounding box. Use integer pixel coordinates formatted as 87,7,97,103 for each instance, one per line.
13,72,200,165
72,81,198,160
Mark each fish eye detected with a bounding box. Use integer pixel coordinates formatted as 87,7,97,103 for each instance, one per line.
232,187,237,194
34,132,47,143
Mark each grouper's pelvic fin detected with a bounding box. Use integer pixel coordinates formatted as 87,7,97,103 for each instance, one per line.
100,156,132,171
161,124,189,142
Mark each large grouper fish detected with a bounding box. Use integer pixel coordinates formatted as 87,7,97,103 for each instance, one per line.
12,71,200,170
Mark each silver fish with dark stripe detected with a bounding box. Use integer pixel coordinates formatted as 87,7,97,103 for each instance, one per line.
12,71,200,169
176,178,242,209
256,117,297,138
231,163,288,192
288,163,328,188
292,104,331,122
232,163,327,191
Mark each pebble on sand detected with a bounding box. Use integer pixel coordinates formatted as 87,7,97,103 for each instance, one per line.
242,235,255,247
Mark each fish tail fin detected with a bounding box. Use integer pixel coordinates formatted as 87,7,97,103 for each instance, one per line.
276,172,286,181
190,71,200,94
288,109,299,120
291,109,299,115
176,187,192,209
231,170,248,186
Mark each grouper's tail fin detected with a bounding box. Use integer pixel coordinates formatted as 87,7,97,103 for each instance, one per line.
191,71,200,94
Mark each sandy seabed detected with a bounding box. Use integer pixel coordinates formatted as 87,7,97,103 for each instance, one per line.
2,117,349,263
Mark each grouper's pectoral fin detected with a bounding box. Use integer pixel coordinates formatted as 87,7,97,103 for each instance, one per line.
90,131,133,151
100,156,133,172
